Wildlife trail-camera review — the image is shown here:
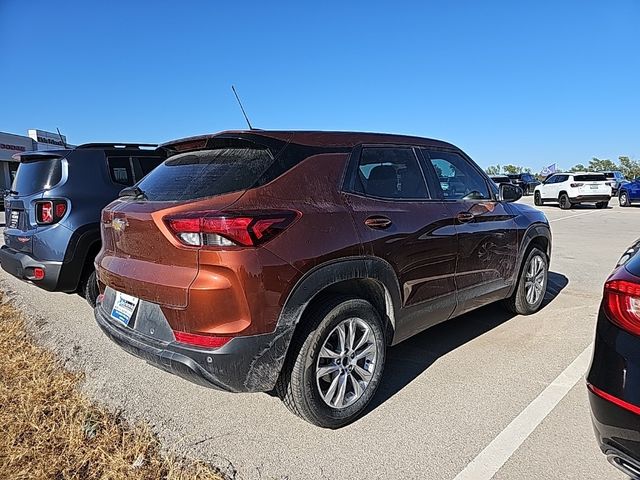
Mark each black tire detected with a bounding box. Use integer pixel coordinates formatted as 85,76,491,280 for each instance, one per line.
619,191,631,207
504,247,548,315
595,201,608,209
534,191,543,206
82,269,99,308
559,193,572,210
276,296,386,428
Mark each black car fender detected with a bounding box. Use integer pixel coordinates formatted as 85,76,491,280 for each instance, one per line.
58,223,101,292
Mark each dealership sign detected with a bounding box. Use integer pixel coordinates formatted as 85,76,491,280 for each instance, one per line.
28,129,67,148
0,133,35,161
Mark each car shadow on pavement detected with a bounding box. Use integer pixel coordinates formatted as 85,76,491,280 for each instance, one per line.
365,271,569,416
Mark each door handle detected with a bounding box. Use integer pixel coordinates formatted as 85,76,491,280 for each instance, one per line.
456,212,475,224
365,216,392,229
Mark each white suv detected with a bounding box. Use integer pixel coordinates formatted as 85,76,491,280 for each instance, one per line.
533,172,612,210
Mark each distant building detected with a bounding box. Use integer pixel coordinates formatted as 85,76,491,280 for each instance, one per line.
0,129,73,191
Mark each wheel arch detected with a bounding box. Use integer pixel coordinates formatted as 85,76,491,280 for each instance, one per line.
57,223,101,292
242,256,401,392
281,257,401,343
507,223,552,297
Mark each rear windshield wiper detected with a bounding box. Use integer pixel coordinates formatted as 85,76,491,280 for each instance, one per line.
119,186,147,200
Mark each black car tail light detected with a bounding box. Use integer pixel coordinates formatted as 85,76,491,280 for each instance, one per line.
164,210,300,248
604,278,640,336
35,200,67,224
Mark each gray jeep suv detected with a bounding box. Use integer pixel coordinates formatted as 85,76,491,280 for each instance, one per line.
0,143,163,305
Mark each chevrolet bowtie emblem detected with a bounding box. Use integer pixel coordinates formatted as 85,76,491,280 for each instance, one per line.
112,218,128,233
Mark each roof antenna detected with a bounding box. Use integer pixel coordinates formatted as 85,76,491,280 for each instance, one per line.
231,85,254,130
56,127,67,148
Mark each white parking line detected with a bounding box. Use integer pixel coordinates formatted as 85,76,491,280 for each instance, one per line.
453,344,593,480
549,211,600,223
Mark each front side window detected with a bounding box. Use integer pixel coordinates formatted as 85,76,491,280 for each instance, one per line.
353,147,428,200
424,150,490,200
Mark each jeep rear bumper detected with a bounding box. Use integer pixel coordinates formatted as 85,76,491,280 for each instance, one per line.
569,195,611,203
0,246,62,291
94,288,293,393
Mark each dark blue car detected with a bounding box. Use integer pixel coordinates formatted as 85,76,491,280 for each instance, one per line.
0,144,163,306
619,178,640,207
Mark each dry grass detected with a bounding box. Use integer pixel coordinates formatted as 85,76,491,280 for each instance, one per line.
0,300,223,480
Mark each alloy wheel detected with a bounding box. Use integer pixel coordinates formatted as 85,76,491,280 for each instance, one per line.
620,192,628,207
315,317,377,409
525,255,546,305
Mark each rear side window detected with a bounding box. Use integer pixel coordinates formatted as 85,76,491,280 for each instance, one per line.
137,156,163,176
108,156,134,186
353,147,428,199
574,174,606,182
11,158,62,195
137,147,274,201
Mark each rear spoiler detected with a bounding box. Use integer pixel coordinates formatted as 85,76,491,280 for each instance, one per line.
76,143,157,150
12,143,160,162
11,150,68,162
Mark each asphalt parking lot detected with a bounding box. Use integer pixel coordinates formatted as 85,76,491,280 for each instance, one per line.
1,196,637,480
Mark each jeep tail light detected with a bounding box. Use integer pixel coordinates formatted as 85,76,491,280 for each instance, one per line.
570,183,584,188
604,278,640,336
164,210,300,248
35,200,67,224
172,330,232,348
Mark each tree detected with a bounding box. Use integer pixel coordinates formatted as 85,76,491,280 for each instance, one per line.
588,157,618,172
524,167,532,174
619,156,640,180
485,164,501,175
502,164,522,174
568,164,586,172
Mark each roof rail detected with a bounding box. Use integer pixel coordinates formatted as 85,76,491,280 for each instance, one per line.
76,143,158,150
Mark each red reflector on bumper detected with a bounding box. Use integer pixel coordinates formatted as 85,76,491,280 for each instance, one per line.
587,383,640,416
32,267,45,280
173,331,232,348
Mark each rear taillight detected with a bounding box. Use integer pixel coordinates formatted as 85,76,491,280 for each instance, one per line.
604,279,640,336
164,211,300,248
35,200,67,224
570,183,584,188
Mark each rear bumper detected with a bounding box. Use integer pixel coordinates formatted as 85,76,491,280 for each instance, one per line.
94,289,291,393
587,307,640,477
0,246,62,291
569,195,611,203
587,390,640,479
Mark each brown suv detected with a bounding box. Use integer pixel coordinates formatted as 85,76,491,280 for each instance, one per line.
94,130,551,428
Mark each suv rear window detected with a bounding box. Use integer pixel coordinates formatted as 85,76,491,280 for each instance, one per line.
11,158,62,195
574,174,606,182
137,147,274,201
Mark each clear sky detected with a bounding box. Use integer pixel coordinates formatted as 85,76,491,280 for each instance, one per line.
1,1,638,172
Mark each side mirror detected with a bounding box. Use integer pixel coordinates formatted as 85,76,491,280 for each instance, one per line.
499,183,523,203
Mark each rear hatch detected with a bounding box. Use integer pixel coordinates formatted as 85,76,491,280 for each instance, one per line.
573,174,611,195
98,134,290,308
4,152,66,254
